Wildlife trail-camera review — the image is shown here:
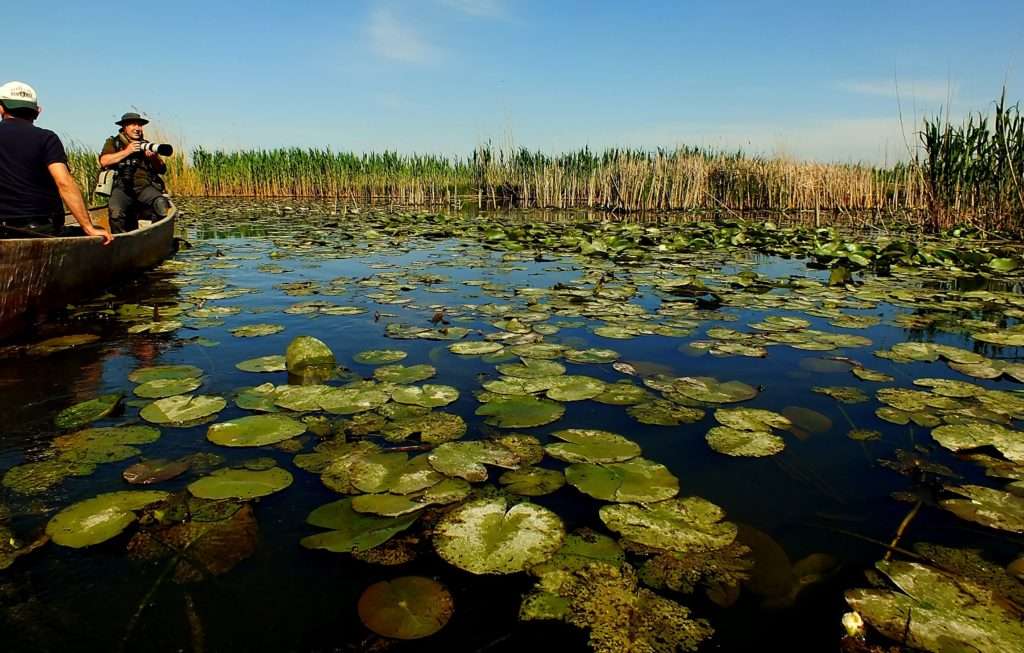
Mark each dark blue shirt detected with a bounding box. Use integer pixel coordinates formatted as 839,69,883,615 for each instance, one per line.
0,118,68,220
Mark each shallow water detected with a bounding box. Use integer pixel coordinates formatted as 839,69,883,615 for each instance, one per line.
1,199,1021,652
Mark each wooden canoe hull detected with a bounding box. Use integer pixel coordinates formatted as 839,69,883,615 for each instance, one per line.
0,209,175,340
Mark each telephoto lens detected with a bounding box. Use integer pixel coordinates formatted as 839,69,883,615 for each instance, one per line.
140,142,174,156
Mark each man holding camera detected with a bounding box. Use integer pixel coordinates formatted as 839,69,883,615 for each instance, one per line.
0,81,112,243
98,112,173,233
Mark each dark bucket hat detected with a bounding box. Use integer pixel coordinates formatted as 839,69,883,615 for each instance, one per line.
115,112,149,126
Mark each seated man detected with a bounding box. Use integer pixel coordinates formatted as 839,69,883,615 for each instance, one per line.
0,81,112,242
98,112,172,233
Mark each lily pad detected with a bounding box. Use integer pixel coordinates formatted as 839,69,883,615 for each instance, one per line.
670,377,758,404
930,422,1024,463
565,458,679,503
428,441,520,481
545,375,606,401
317,386,390,415
206,414,307,447
498,467,566,496
122,458,191,484
301,497,418,552
433,497,565,574
476,396,565,428
782,406,832,435
545,429,641,464
391,384,459,408
354,349,409,365
497,358,566,379
706,426,785,457
599,497,738,553
46,490,168,548
374,364,436,384
846,560,1024,653
714,407,791,432
235,355,287,373
940,485,1024,533
133,377,202,399
231,323,284,337
448,342,503,355
627,400,704,426
187,467,293,499
358,577,454,640
381,412,467,444
54,393,122,429
141,395,226,425
350,453,444,494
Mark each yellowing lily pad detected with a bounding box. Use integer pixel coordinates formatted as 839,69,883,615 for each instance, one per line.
706,426,785,457
133,377,202,399
235,355,287,373
54,393,122,429
391,384,459,408
599,497,738,553
475,396,565,428
358,577,454,640
433,497,565,574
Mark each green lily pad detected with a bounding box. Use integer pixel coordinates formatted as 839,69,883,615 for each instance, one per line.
851,367,895,382
140,395,226,425
46,490,168,548
476,396,565,428
846,560,1024,653
286,335,335,373
565,458,679,503
235,355,287,373
714,407,791,432
545,429,641,464
433,497,565,574
300,497,418,552
391,384,459,408
448,342,503,355
545,375,606,401
317,386,390,414
497,358,566,378
563,348,619,364
187,467,293,499
599,497,738,553
507,343,566,359
670,377,758,404
930,422,1023,463
592,381,652,406
529,529,625,576
354,349,408,365
206,414,307,447
706,426,785,457
53,425,161,464
273,384,330,412
627,400,704,426
358,577,455,640
54,393,122,429
498,467,566,496
374,364,436,384
811,386,868,404
235,383,280,412
231,323,284,337
940,485,1024,533
133,377,202,399
27,333,100,356
351,478,472,516
913,378,983,398
350,453,444,494
381,412,467,444
2,458,96,494
427,441,520,481
973,330,1024,347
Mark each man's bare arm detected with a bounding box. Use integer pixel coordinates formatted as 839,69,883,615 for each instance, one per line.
98,141,141,168
47,162,113,245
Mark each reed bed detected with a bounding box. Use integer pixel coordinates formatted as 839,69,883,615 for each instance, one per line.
61,94,1024,234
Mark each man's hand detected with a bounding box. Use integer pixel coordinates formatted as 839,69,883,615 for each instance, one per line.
124,141,142,154
84,225,114,245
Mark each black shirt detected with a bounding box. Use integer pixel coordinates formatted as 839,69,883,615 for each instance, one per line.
0,118,67,220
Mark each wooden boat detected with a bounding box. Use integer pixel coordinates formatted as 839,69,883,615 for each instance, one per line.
0,206,176,340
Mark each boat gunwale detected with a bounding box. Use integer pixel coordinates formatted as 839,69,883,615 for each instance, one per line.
0,213,174,245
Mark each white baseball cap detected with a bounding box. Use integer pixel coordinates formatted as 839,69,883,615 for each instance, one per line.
0,81,39,111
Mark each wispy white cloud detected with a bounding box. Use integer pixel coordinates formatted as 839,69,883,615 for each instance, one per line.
366,7,443,65
837,79,959,103
440,0,504,18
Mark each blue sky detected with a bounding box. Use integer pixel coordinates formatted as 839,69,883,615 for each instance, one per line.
7,1,1023,163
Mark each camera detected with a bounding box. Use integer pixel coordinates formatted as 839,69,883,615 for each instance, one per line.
139,141,173,156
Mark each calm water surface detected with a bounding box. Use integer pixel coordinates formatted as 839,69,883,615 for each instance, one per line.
0,200,1019,652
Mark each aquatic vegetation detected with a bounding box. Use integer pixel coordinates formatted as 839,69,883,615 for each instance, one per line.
46,491,168,548
357,576,454,640
187,467,293,500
